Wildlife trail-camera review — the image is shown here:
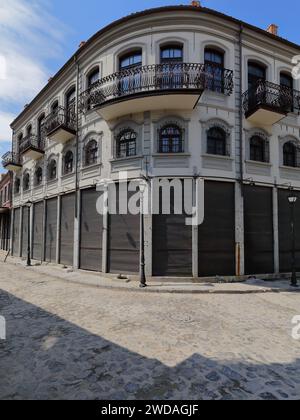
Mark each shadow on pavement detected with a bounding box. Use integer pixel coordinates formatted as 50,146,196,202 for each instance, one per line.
0,290,299,400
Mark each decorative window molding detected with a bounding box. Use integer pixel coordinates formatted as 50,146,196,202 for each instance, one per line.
47,154,58,181
82,132,102,167
153,116,189,154
201,118,233,157
280,136,300,168
62,145,75,175
23,171,31,192
112,121,143,159
245,128,270,163
34,166,43,186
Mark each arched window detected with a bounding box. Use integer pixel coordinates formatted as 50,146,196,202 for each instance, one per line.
248,62,266,90
37,113,45,145
85,140,98,166
15,178,21,194
35,167,43,186
159,44,183,89
280,72,294,112
250,136,266,162
64,151,73,174
48,159,57,180
51,100,59,115
66,87,76,125
160,45,183,63
207,127,227,156
88,68,100,87
26,125,32,137
204,48,225,93
119,51,142,94
18,133,23,145
119,51,142,70
159,124,183,154
116,130,137,158
283,142,297,167
23,173,30,191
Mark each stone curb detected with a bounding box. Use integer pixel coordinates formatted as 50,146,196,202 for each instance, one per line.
2,255,300,295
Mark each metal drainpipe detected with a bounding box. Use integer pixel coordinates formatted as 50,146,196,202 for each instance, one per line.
239,23,244,194
74,56,80,218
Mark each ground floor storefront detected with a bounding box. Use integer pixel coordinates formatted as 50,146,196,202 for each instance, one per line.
10,179,300,279
0,211,10,251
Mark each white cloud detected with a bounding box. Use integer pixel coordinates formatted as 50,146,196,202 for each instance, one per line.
0,0,69,107
0,112,15,142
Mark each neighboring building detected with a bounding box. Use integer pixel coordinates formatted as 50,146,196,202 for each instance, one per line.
2,4,300,278
0,172,12,251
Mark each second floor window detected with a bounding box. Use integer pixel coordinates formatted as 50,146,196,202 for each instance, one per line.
23,173,30,191
48,159,57,180
159,124,183,154
85,140,98,166
15,178,21,194
283,142,297,168
207,127,227,156
250,136,267,162
35,167,43,186
64,151,73,174
116,130,137,158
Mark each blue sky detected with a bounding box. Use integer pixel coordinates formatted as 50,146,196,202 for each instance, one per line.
0,0,299,168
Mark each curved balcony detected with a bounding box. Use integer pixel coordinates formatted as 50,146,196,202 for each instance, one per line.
44,105,76,144
242,80,300,125
1,152,22,172
80,63,234,120
19,134,44,160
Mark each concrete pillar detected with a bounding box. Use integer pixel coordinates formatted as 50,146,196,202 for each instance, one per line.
102,186,108,273
192,178,199,278
56,195,61,264
273,187,280,274
30,204,34,259
18,207,22,258
9,208,14,254
73,190,81,269
235,182,245,276
42,200,46,262
144,183,152,277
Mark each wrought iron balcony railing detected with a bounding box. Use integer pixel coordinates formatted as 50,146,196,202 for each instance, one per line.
79,63,234,113
242,80,300,117
43,105,77,136
1,151,21,168
19,134,44,155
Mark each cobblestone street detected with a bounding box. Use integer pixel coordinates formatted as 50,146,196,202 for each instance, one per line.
0,261,300,400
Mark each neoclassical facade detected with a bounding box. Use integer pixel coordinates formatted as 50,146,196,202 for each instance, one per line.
3,4,300,279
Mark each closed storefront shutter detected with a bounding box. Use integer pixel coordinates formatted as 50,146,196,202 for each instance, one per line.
80,188,103,272
278,189,300,273
108,186,140,274
198,181,235,277
59,193,75,266
152,180,192,277
244,186,274,275
12,208,20,256
32,201,44,261
45,198,58,263
21,206,29,258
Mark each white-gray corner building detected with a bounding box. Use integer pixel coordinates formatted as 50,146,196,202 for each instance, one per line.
3,4,300,280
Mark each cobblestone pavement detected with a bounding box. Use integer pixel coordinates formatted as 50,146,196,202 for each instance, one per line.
0,262,300,400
